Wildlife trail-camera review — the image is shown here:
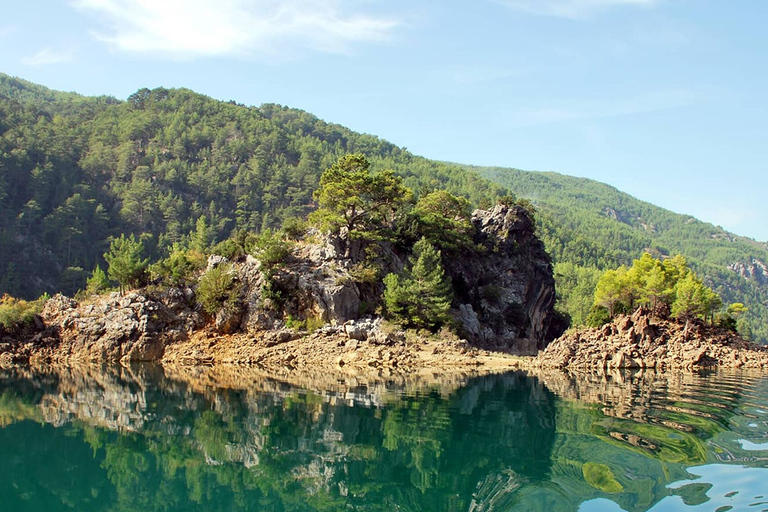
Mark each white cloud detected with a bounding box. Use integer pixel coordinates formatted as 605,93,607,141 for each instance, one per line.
70,0,400,59
495,0,659,19
21,47,75,66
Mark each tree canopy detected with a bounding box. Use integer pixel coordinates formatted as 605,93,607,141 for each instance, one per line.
589,253,728,326
309,154,412,258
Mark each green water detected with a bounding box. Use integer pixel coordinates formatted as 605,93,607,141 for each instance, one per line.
1,367,767,512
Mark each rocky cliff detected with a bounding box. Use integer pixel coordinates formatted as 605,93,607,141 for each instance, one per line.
1,204,560,364
448,204,561,352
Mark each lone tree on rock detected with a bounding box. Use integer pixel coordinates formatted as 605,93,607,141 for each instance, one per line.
104,234,148,294
310,154,411,260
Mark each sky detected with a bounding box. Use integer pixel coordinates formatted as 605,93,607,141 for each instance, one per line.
1,0,767,241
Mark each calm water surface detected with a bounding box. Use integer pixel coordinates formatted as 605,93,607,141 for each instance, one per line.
1,365,767,512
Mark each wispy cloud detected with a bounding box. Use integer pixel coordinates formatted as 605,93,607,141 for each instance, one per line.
21,47,75,66
70,0,400,60
507,88,703,127
495,0,659,19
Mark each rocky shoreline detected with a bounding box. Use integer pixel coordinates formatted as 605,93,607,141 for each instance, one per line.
3,296,768,375
533,308,768,370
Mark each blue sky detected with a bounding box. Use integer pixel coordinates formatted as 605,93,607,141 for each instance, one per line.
1,0,766,241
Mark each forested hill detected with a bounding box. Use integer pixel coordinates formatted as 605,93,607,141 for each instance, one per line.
0,72,503,298
1,72,766,342
474,166,768,343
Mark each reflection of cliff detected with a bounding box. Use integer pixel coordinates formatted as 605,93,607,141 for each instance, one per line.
0,366,558,512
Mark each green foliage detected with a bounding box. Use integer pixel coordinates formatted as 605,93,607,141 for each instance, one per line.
149,245,206,287
477,166,768,343
383,238,452,331
309,154,412,257
554,262,602,326
251,229,291,268
592,253,724,324
85,266,111,296
196,263,240,315
285,314,324,332
0,75,504,303
348,261,382,285
0,294,46,329
281,217,308,240
586,305,612,328
104,234,149,293
410,190,474,251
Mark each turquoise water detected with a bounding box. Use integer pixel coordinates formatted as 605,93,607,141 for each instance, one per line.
1,366,767,511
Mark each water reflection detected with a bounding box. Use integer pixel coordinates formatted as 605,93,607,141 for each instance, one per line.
0,365,767,512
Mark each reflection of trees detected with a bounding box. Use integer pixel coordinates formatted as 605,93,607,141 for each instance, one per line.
1,366,764,512
0,368,558,512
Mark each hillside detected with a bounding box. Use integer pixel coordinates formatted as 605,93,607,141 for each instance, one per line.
1,72,766,343
474,167,768,343
0,73,503,298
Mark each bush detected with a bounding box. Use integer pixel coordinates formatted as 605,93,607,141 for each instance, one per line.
0,294,47,330
252,229,292,269
85,266,111,296
586,305,612,328
196,263,241,315
210,239,246,261
282,217,308,240
151,246,206,286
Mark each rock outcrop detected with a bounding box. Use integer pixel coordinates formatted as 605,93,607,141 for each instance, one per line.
2,205,560,364
534,308,768,370
446,204,561,353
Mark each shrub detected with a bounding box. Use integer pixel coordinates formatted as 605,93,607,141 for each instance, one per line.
348,261,381,284
85,266,111,296
210,239,246,261
252,229,292,269
282,217,308,240
196,263,241,315
0,294,47,330
151,246,206,286
586,305,612,328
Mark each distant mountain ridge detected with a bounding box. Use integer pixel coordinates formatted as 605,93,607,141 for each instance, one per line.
0,72,765,342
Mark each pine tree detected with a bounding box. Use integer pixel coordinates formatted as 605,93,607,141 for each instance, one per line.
384,238,452,331
104,234,148,294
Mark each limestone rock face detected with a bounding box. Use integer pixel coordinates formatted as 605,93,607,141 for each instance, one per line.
36,290,203,363
445,205,560,354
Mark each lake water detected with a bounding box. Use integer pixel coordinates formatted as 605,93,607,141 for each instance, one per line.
1,365,767,512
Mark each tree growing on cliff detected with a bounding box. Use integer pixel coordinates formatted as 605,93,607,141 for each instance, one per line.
196,262,241,315
409,190,474,251
383,238,452,331
309,154,412,259
104,234,149,294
